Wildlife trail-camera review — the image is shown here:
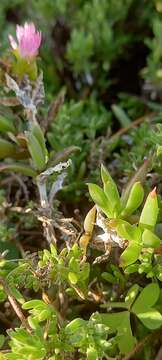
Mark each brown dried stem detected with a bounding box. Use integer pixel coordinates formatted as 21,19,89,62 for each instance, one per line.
0,276,31,333
123,327,162,360
110,112,155,142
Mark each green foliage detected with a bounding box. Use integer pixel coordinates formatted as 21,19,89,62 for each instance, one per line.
1,1,162,359
114,121,155,177
2,279,162,359
88,166,162,271
47,97,111,196
143,16,162,85
111,104,131,127
39,244,90,298
88,165,145,219
26,122,48,171
66,30,94,74
97,283,162,354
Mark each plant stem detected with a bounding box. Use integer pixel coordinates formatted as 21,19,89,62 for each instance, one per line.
123,327,162,360
0,277,31,333
110,112,155,142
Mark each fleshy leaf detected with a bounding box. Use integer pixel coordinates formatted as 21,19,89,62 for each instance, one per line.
0,115,15,134
139,188,158,229
88,183,112,217
132,283,160,314
68,272,78,285
31,122,48,163
137,309,162,329
116,312,136,354
0,138,17,159
120,242,141,267
65,318,86,332
104,181,121,215
95,312,136,354
121,182,144,216
27,132,46,171
115,220,141,242
124,264,139,274
94,311,128,331
101,164,120,213
125,284,140,308
87,347,98,360
142,229,160,248
0,163,36,177
83,206,96,234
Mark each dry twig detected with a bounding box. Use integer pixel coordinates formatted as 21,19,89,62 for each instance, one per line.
0,276,31,333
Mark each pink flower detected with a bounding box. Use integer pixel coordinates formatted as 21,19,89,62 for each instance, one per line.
9,22,41,60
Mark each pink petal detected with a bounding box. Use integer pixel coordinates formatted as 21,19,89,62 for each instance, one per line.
16,25,24,42
14,22,42,59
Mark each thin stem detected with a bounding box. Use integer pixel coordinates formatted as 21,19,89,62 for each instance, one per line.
0,277,31,333
110,112,155,142
36,161,71,245
36,177,56,245
123,327,162,360
155,346,162,360
36,179,48,209
42,291,64,327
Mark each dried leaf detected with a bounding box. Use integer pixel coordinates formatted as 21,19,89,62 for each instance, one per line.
0,97,20,107
38,160,72,182
48,146,80,166
49,172,67,205
5,74,36,114
32,72,45,108
121,160,151,206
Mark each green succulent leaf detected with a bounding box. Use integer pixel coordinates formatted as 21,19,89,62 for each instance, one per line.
104,181,121,216
95,311,136,354
27,132,46,171
136,309,162,329
116,312,136,354
120,242,142,267
139,188,158,229
87,347,98,360
0,163,37,177
87,183,112,217
0,138,17,159
125,284,140,308
116,220,141,242
124,264,139,274
31,122,48,163
101,165,120,210
0,115,16,134
132,283,160,314
65,318,86,333
68,272,78,284
142,229,160,248
121,182,144,216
